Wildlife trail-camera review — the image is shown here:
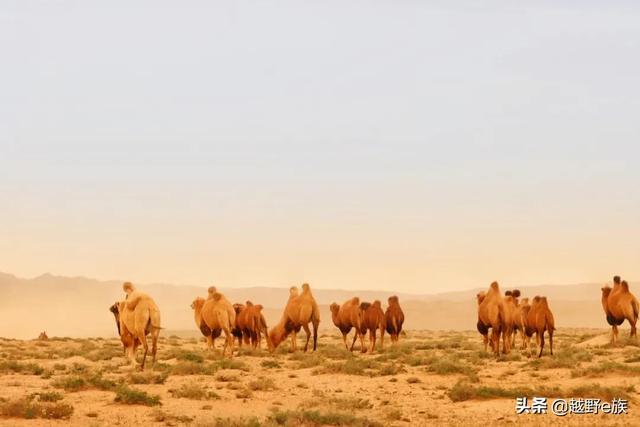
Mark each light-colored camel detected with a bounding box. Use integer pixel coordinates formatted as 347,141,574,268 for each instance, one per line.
477,282,504,355
385,296,405,344
330,297,365,352
110,302,140,355
236,301,273,350
602,278,639,344
201,292,236,356
119,283,161,370
191,297,221,350
359,300,385,352
269,283,320,352
524,296,555,358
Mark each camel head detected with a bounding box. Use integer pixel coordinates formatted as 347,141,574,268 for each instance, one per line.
191,297,205,311
109,302,122,336
388,295,400,306
359,302,372,311
614,276,621,285
268,325,288,350
505,290,512,297
512,289,521,298
330,303,340,324
476,292,486,305
289,286,299,299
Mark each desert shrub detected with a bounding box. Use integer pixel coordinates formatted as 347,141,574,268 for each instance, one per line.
212,358,250,371
0,398,73,420
527,346,592,369
52,373,118,392
129,370,169,384
163,349,205,363
114,385,161,406
0,361,45,375
378,362,405,376
425,357,478,380
261,359,281,369
30,391,63,402
215,373,239,382
571,361,640,378
406,377,421,384
316,358,380,376
248,377,277,391
268,409,382,427
169,384,220,400
235,388,253,399
447,379,562,402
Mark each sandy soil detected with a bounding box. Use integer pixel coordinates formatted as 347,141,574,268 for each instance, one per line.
0,328,638,426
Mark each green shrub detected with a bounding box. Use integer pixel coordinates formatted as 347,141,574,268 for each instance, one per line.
114,385,161,406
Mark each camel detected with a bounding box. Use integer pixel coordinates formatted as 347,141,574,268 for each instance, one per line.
501,289,520,354
109,302,140,355
359,300,385,352
190,297,221,350
232,303,247,347
269,283,320,352
602,277,638,344
37,331,48,341
477,282,504,355
385,296,405,344
512,297,529,349
201,292,236,356
330,297,365,352
236,301,273,350
118,282,162,370
524,296,555,358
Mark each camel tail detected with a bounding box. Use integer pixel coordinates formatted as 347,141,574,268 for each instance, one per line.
633,298,639,322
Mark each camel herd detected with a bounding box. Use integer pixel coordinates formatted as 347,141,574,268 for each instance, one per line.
477,276,639,359
109,282,405,370
107,277,637,370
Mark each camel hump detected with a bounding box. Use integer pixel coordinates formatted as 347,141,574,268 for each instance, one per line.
512,289,521,298
490,281,499,291
532,296,541,303
360,302,371,311
212,292,223,302
254,304,263,311
388,295,399,305
330,302,340,313
621,281,630,292
245,300,254,306
505,290,512,296
372,300,381,307
351,297,360,305
301,283,311,294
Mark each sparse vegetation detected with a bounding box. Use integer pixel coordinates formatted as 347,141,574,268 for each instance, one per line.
0,397,73,420
169,384,220,400
114,385,161,406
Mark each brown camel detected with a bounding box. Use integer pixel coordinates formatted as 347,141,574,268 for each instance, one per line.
512,297,529,349
359,300,385,352
232,303,248,347
201,292,236,356
37,331,48,341
385,296,405,344
330,297,365,352
602,277,638,344
501,289,520,354
477,282,504,355
119,282,162,370
236,301,273,350
269,283,320,352
191,297,221,350
524,296,555,358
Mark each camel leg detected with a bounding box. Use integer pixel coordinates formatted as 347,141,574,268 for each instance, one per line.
359,331,367,353
369,329,375,353
138,332,149,371
612,325,618,344
349,332,358,352
520,329,527,350
492,326,501,356
302,323,311,352
342,333,349,350
379,326,384,350
482,333,488,352
312,320,319,351
538,330,545,358
549,329,553,356
290,330,297,352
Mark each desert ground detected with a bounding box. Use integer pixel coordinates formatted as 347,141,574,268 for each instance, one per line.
0,328,638,426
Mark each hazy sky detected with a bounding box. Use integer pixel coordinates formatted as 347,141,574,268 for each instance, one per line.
1,1,639,293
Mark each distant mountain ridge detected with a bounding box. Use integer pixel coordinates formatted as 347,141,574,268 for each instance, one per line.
0,271,632,339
